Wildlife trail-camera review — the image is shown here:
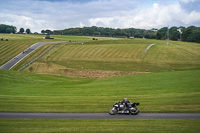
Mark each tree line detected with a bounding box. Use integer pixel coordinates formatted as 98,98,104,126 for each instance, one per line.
1,24,199,43
45,26,158,39
0,24,17,34
156,26,200,43
43,26,200,43
0,24,31,34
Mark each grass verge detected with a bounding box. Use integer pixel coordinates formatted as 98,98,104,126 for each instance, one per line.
0,119,199,133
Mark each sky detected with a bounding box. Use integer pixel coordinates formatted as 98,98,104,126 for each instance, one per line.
0,0,200,33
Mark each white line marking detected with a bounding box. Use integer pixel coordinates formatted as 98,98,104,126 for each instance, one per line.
141,43,155,57
144,43,155,53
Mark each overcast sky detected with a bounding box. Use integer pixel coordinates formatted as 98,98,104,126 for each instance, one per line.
0,0,200,33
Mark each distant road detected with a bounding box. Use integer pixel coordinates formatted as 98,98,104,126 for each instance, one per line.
0,113,199,119
0,41,66,70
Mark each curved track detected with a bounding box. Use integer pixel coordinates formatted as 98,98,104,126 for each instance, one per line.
0,41,66,70
0,113,200,119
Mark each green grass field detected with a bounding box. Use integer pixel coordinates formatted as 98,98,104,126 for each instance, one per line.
0,119,199,133
20,38,200,78
0,34,200,112
0,34,200,132
0,68,199,113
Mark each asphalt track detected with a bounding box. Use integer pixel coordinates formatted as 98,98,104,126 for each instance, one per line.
0,41,65,70
0,113,200,119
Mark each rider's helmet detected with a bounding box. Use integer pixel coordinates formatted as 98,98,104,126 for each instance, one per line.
123,98,127,103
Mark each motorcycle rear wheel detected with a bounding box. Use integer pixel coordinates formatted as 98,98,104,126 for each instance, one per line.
109,108,117,115
130,108,139,115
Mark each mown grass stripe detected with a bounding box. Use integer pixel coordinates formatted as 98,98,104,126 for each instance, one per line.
0,43,26,60
0,42,15,51
84,46,101,59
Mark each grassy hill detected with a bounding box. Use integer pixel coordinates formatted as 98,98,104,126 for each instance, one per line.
1,34,199,75
1,34,200,132
1,34,200,112
21,38,200,78
0,34,91,66
0,68,199,113
0,34,200,113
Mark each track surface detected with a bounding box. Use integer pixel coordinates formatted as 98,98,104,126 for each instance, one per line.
0,41,65,70
0,113,200,119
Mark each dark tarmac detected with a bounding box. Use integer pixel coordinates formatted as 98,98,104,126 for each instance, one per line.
0,113,200,119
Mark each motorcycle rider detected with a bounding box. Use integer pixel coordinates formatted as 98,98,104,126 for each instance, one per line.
109,98,139,115
121,98,131,109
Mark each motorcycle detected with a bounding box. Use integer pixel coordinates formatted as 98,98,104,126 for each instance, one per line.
109,101,140,115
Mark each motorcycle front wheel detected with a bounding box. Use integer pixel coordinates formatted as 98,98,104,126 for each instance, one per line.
130,108,139,115
109,108,117,115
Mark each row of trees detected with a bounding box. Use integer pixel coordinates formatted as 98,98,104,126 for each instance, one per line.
156,26,200,43
41,29,52,35
49,26,157,39
19,28,31,34
1,24,199,43
0,24,31,34
181,26,200,43
0,24,17,33
42,26,200,43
